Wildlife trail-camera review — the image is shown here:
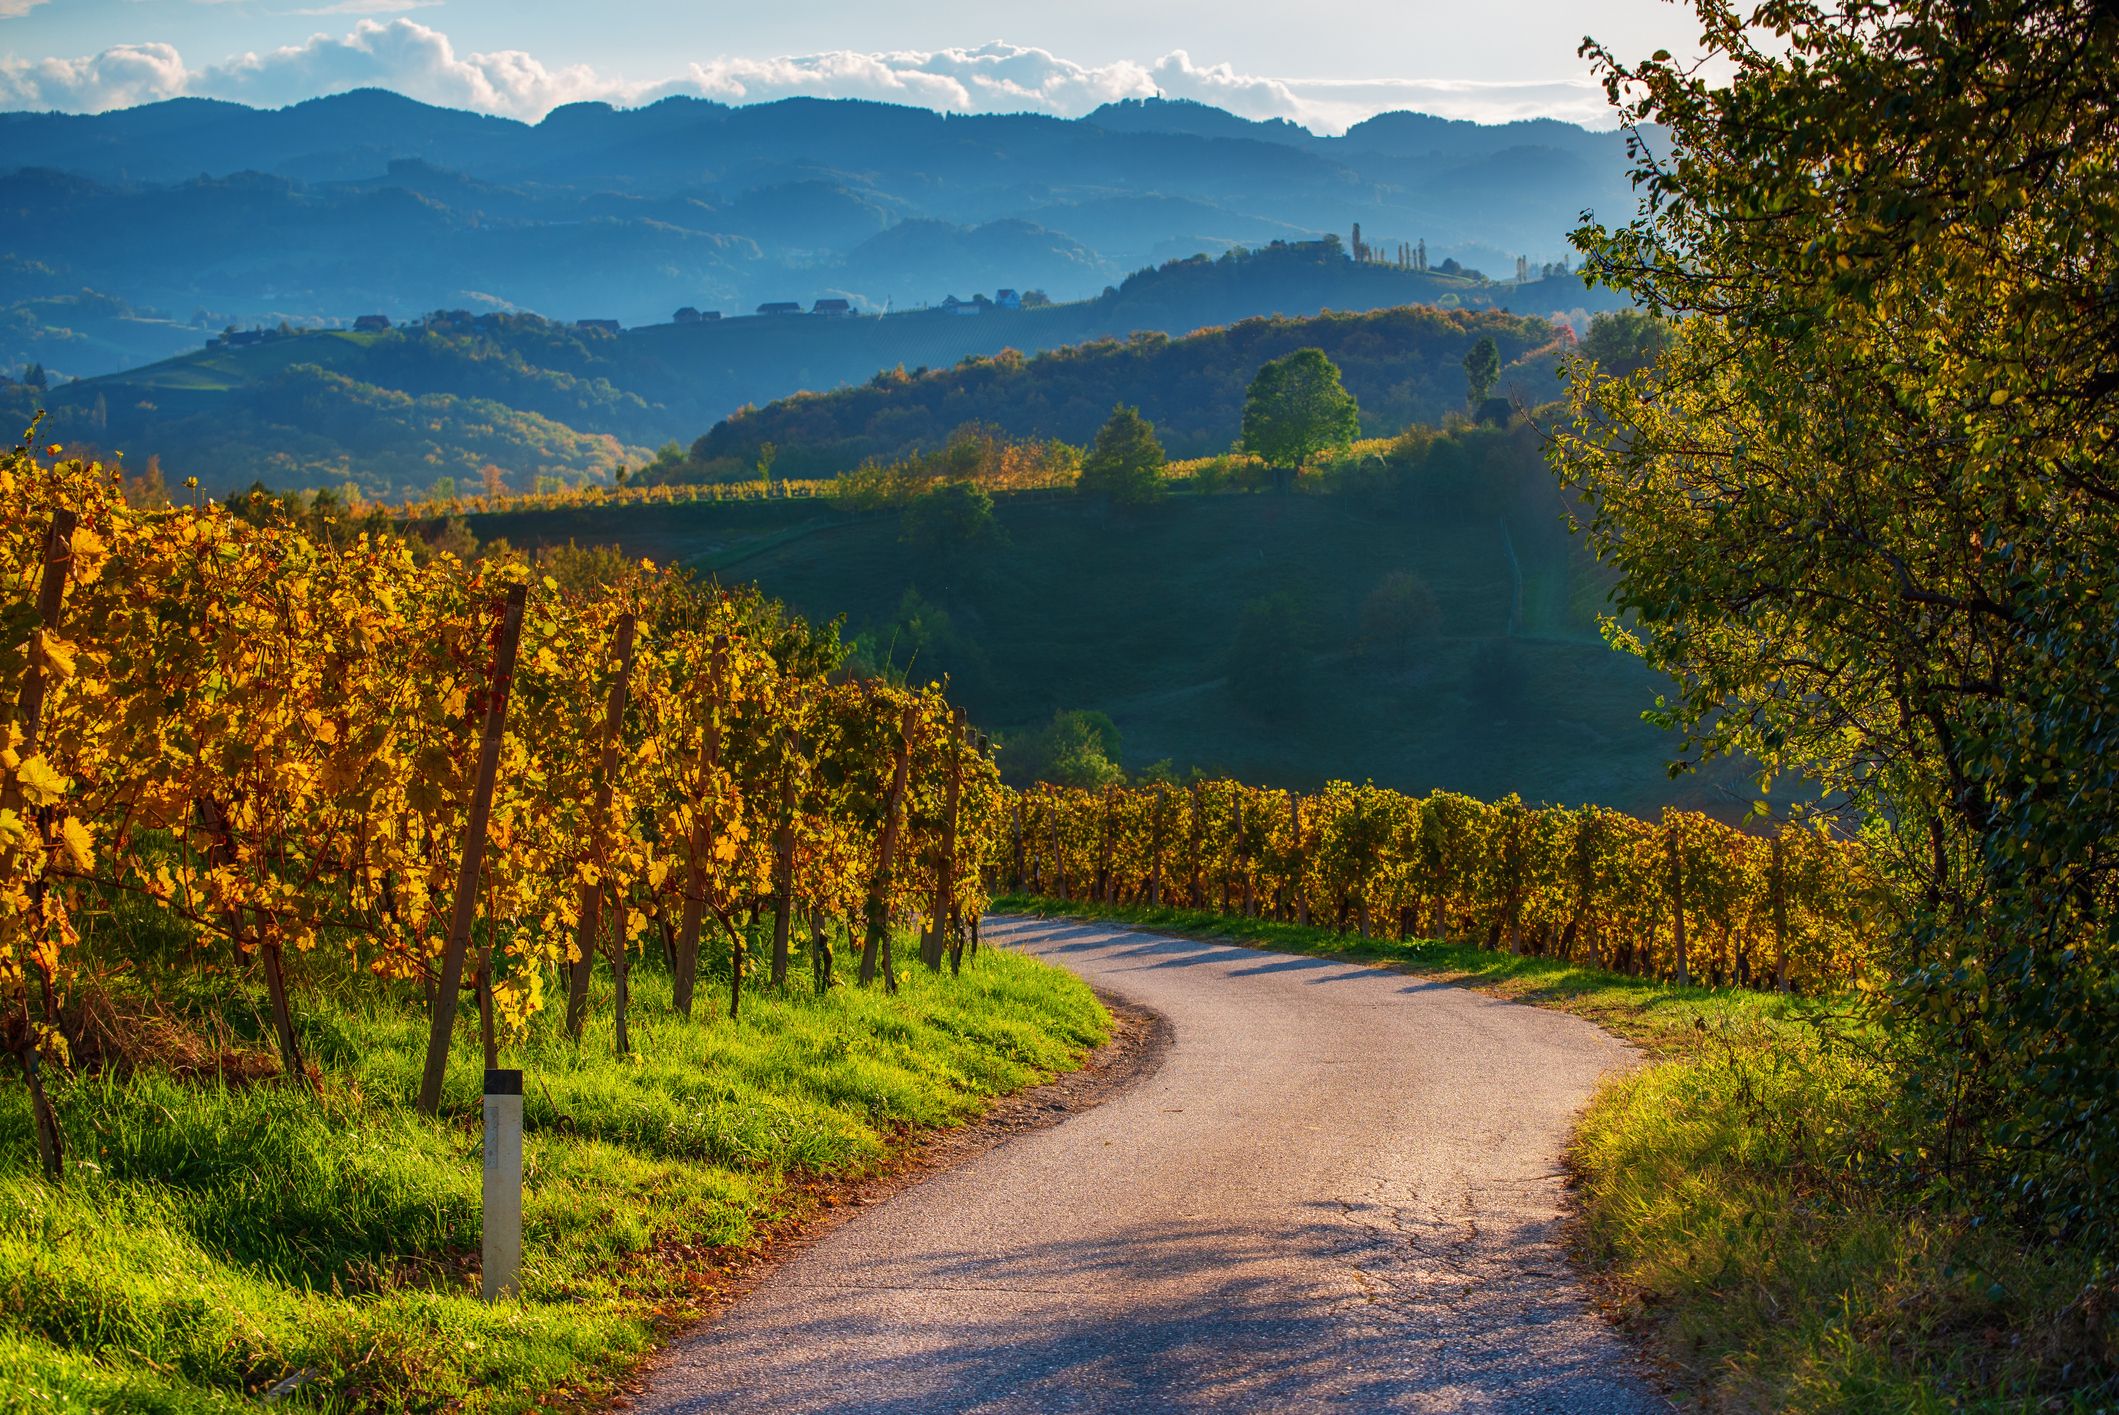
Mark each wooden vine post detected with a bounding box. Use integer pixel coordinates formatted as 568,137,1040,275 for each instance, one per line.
566,612,637,1040
1049,800,1067,900
922,708,965,971
1289,791,1309,927
769,727,800,986
672,635,726,1020
1505,806,1526,955
1010,796,1026,892
6,508,75,1178
1667,822,1690,988
1187,783,1204,907
417,583,526,1117
1146,786,1164,907
859,704,917,989
1097,785,1115,903
1240,792,1256,918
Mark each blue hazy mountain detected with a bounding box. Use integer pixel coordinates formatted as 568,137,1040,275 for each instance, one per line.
0,91,1639,378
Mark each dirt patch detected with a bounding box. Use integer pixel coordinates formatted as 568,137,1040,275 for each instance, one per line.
589,991,1172,1412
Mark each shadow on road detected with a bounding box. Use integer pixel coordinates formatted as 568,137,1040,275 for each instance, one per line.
657,1211,1646,1414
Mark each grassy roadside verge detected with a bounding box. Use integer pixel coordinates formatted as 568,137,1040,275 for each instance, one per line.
0,945,1107,1414
995,895,2114,1411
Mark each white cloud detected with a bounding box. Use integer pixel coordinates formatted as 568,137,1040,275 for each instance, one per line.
0,0,51,18
0,42,190,109
0,22,1616,132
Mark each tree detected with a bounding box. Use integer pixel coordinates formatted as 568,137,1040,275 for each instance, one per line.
1077,404,1166,506
22,363,46,390
1241,348,1360,489
901,480,1002,560
1462,336,1501,409
1553,0,2119,1234
1574,310,1669,380
1011,709,1124,788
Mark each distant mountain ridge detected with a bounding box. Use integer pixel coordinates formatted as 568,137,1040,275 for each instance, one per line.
4,238,1618,495
0,89,1641,378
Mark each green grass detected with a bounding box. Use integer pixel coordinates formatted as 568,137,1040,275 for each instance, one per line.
0,943,1107,1413
478,490,1756,816
997,895,2117,1411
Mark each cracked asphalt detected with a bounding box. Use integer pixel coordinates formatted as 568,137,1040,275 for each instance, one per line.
626,914,1665,1413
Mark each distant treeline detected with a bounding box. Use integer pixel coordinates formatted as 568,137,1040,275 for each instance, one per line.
684,306,1569,478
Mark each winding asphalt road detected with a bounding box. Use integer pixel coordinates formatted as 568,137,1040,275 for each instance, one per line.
630,915,1663,1413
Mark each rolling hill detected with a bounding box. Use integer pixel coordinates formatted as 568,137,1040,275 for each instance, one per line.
454,419,1746,817
8,244,1606,495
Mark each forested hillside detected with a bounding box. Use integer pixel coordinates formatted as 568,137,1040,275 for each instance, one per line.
686,305,1567,474
7,243,1600,495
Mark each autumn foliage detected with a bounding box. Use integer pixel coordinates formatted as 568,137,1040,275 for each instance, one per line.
1,435,1002,1175
1009,780,1878,992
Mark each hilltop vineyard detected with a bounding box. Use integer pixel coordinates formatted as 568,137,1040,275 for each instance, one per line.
1005,781,1879,992
0,437,1001,1173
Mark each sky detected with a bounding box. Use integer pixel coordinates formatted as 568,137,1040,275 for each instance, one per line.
0,0,1703,131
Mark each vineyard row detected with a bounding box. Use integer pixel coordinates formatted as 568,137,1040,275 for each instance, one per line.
1003,781,1881,992
2,438,1006,1180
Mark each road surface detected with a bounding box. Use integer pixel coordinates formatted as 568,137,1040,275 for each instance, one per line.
629,914,1662,1413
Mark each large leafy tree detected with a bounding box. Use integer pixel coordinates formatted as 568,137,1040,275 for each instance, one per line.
1077,404,1167,506
1552,0,2119,1234
1241,347,1360,486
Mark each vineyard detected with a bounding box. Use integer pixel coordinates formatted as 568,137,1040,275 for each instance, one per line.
0,434,1007,1182
1007,781,1881,992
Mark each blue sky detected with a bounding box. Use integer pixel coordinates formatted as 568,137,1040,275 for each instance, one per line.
0,0,1699,129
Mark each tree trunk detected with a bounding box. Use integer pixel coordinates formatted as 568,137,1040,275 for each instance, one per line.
475,957,499,1071
860,705,917,986
418,584,526,1117
770,729,799,986
673,636,727,1019
923,710,965,970
568,613,639,1038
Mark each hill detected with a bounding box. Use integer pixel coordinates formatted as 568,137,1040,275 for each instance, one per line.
459,419,1747,817
0,89,1637,378
9,244,1609,495
687,304,1569,475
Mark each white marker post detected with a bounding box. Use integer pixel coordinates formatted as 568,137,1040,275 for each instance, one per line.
483,1067,523,1302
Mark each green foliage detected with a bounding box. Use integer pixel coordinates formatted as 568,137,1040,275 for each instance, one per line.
1462,335,1501,408
696,308,1555,475
1240,347,1361,479
487,443,1700,811
1076,404,1166,506
1573,310,1669,380
900,479,1004,560
1555,0,2119,1242
1008,709,1127,789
